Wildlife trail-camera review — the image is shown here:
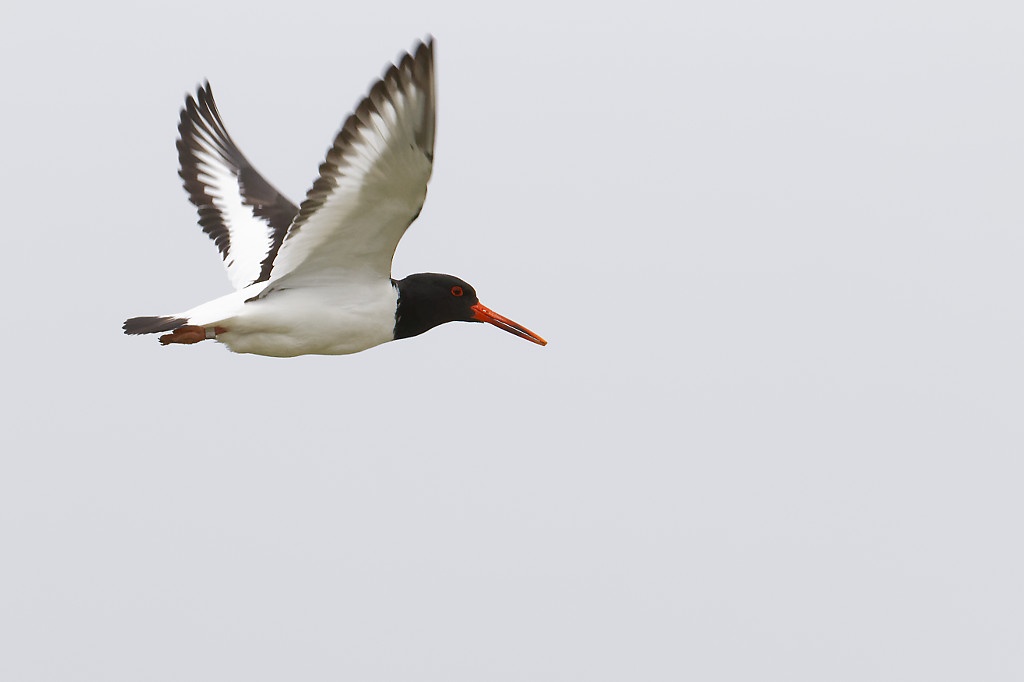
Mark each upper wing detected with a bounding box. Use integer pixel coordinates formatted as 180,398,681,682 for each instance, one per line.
265,39,435,289
177,83,298,290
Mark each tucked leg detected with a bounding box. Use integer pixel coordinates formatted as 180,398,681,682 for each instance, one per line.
159,325,227,345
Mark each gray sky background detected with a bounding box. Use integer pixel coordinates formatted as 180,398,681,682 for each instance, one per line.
2,0,1022,679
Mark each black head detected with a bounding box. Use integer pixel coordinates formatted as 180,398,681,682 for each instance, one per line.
393,273,546,345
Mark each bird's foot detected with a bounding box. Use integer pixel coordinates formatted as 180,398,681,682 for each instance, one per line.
159,325,227,345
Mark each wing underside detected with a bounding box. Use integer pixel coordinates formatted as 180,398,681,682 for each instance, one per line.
177,84,298,290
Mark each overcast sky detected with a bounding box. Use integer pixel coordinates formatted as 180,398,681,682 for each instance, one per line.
2,0,1022,680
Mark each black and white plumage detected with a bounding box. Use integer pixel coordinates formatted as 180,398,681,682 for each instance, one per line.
177,83,296,289
124,38,546,357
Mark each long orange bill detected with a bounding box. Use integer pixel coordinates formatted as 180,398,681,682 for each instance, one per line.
471,303,547,346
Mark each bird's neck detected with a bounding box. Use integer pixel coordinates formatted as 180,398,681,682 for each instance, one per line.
393,277,436,340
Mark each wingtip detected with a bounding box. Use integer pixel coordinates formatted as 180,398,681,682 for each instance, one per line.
189,80,211,104
180,81,213,120
416,35,434,59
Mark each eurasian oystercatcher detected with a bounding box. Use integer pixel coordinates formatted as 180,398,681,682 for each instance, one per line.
124,38,546,357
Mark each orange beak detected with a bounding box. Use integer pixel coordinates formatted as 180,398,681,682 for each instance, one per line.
471,303,547,346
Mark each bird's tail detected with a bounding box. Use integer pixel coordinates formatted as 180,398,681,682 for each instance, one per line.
123,316,188,335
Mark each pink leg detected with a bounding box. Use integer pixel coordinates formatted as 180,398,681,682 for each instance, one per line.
159,326,228,345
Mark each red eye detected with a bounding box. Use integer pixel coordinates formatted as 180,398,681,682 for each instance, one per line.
451,286,463,297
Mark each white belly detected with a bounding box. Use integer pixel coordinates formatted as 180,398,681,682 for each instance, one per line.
184,281,399,357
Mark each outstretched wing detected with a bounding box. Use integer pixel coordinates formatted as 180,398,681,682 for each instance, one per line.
265,38,435,289
177,83,298,290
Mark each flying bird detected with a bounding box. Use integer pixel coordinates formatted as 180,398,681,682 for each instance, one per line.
124,38,546,357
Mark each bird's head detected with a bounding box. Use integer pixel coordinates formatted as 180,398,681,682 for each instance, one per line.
394,273,546,345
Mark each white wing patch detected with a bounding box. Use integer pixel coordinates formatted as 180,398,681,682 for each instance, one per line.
189,138,274,289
